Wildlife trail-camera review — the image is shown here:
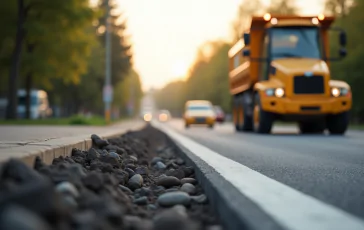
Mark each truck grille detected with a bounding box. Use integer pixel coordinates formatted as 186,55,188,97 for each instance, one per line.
293,75,324,94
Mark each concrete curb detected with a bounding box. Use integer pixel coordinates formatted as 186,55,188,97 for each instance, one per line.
152,121,284,230
0,123,145,167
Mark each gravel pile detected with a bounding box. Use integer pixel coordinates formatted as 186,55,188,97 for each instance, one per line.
0,124,223,230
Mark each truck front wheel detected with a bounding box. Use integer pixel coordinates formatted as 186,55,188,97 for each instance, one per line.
253,94,274,134
327,112,349,135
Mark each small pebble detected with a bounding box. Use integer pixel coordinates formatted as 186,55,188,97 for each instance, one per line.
191,194,208,204
151,157,163,165
181,177,197,185
180,183,196,195
157,176,180,188
119,185,133,194
157,191,191,207
128,174,143,190
155,161,167,170
133,196,148,205
55,181,79,198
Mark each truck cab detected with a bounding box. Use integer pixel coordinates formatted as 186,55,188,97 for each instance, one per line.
229,14,351,134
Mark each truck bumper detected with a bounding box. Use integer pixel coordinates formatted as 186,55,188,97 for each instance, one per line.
261,96,351,115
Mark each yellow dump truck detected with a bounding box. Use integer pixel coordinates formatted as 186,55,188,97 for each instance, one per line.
228,14,352,134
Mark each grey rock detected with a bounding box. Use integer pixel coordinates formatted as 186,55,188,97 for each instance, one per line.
180,183,196,195
166,169,185,179
157,191,191,207
124,215,153,230
182,166,194,177
109,151,120,160
135,166,149,176
165,188,180,193
157,176,181,188
172,205,188,218
151,157,163,165
147,204,157,211
153,207,198,230
155,161,167,170
91,134,109,148
62,195,78,210
0,205,52,230
119,185,133,194
82,172,104,191
100,155,120,167
129,155,138,162
126,163,136,170
207,225,223,230
191,194,208,204
71,210,96,229
181,177,197,185
55,181,79,198
114,169,129,185
87,148,100,161
68,164,87,178
125,168,135,178
134,196,148,205
103,173,119,186
176,158,185,165
128,174,143,190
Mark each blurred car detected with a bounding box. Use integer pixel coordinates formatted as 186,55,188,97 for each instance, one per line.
214,105,225,123
184,100,216,128
158,110,171,122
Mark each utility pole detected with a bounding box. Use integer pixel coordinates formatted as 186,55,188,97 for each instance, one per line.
103,0,112,123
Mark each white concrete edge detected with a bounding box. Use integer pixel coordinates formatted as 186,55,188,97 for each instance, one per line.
0,122,145,167
152,121,364,230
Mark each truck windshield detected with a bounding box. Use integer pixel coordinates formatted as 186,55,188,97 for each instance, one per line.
270,27,322,60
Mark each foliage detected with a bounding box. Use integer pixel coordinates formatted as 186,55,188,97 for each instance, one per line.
266,0,298,15
0,0,141,119
327,0,364,122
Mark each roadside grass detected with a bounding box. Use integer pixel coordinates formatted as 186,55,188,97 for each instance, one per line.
0,115,123,126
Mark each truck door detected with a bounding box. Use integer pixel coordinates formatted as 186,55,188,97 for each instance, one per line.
259,32,270,81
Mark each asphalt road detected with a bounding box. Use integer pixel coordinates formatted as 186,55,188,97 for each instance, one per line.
165,119,364,220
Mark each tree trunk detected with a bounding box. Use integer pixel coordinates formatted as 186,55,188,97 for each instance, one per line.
25,43,35,119
6,0,26,119
25,72,32,119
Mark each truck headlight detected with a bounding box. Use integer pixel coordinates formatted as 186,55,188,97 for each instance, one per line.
265,88,285,97
331,87,349,97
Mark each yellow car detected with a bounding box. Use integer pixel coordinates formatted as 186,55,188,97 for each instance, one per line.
184,100,216,128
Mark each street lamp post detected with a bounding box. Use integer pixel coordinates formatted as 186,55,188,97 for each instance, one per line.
103,0,112,123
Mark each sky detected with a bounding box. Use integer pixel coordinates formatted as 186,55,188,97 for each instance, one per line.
117,0,325,91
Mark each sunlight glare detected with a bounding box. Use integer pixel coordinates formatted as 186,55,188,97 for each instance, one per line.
172,61,188,77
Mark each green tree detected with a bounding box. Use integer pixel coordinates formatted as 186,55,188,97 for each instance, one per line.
328,0,364,122
267,0,298,15
2,0,97,119
231,0,262,42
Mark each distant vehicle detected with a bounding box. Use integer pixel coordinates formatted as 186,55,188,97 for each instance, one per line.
228,14,351,135
184,100,216,128
214,106,225,123
17,89,52,119
158,110,171,122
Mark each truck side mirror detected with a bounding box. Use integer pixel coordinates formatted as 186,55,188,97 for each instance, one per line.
242,49,250,57
243,33,250,45
339,48,347,58
339,31,347,46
